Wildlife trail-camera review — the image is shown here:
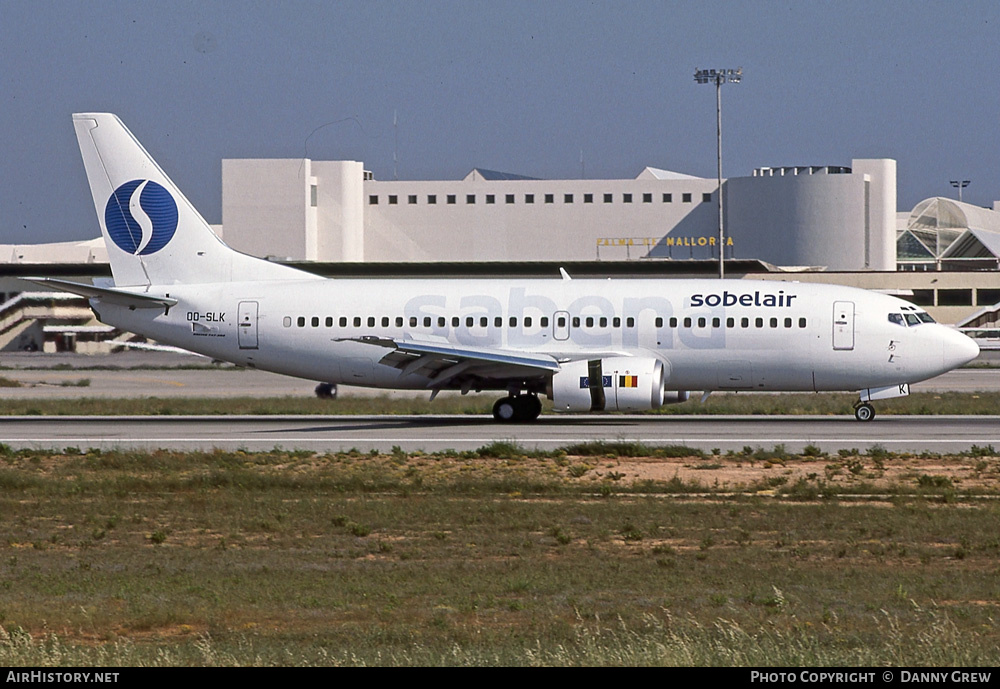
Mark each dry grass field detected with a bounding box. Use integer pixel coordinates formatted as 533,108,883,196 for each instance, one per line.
0,440,998,666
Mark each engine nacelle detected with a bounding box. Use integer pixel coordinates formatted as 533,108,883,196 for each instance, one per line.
550,357,673,412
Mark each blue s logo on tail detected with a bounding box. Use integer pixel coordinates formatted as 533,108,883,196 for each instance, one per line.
104,180,178,255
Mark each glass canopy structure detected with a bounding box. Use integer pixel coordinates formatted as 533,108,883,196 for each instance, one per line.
897,197,1000,270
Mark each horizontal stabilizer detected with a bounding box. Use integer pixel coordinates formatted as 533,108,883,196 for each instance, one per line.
23,278,178,309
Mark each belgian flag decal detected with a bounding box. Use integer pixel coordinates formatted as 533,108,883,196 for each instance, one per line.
619,375,638,388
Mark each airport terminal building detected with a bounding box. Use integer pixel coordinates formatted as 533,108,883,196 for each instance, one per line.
219,158,900,271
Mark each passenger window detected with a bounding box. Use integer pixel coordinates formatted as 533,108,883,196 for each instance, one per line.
395,316,403,327
669,317,677,328
540,317,548,327
655,317,663,327
382,317,389,327
325,316,333,327
297,316,305,327
466,317,474,327
509,316,517,327
368,316,376,327
354,317,362,327
784,318,791,328
525,317,533,327
423,316,431,327
626,317,635,328
698,317,706,328
888,313,905,326
438,317,446,327
283,316,292,328
799,318,807,328
741,317,749,328
340,317,347,327
451,316,459,327
755,317,763,328
557,316,565,327
311,317,319,327
712,317,720,328
599,317,607,328
613,317,620,328
726,317,734,328
683,317,692,328
410,316,418,327
572,317,580,327
769,318,777,328
480,317,488,327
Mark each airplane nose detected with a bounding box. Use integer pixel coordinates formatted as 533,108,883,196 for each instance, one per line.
943,328,980,370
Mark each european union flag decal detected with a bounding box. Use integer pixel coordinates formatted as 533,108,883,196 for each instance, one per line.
579,376,613,388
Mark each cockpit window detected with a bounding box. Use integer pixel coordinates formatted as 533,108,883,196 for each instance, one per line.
905,314,921,326
916,312,935,323
888,313,905,326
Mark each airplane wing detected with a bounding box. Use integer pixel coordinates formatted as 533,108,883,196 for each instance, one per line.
341,336,562,390
23,278,178,310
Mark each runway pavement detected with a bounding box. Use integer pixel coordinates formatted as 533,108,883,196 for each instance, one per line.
3,352,999,455
2,352,998,399
3,414,999,455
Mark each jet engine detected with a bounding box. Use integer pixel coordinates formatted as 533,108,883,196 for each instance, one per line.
548,357,686,412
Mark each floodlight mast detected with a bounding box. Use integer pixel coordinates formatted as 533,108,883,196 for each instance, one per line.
949,179,970,203
694,68,741,279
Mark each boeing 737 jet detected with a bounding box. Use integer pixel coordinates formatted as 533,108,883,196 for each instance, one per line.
30,114,980,422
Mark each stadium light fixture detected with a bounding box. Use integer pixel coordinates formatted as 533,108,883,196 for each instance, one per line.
949,179,970,203
695,68,742,279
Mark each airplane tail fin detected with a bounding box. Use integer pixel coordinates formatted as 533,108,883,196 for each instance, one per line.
73,113,313,287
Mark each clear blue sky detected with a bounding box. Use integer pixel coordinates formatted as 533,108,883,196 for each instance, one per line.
2,0,998,244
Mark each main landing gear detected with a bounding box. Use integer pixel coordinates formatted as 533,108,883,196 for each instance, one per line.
853,401,875,422
492,394,542,422
315,382,338,399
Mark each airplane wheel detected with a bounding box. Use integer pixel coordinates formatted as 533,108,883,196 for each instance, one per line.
522,395,542,421
493,397,518,422
315,382,338,399
854,403,875,422
493,396,541,422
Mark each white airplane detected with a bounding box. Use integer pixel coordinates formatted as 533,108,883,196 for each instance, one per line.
30,113,980,422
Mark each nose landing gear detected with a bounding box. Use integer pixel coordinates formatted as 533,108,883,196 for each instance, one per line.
853,401,875,422
492,394,542,422
854,384,909,421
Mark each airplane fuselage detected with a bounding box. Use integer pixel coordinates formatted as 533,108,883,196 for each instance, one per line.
94,277,975,394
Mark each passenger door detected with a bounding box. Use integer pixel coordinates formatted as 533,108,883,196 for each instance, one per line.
832,301,855,351
238,301,259,350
